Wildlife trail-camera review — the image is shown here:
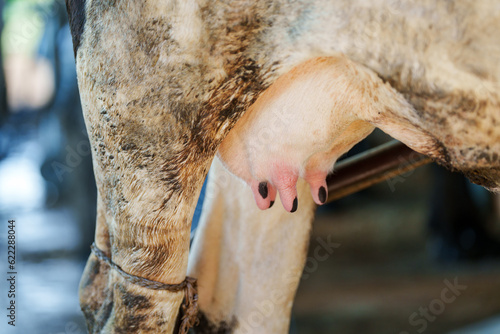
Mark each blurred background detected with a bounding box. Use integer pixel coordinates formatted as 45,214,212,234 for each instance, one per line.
1,0,500,333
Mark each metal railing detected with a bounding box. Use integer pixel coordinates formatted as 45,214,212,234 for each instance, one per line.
326,140,433,202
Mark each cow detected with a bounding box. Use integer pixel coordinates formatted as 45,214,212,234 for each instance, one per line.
65,0,500,333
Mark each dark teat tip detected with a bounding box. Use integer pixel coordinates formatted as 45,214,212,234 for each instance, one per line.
318,186,327,204
258,182,268,199
291,197,298,213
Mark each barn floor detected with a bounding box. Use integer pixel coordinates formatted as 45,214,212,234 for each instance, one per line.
292,164,500,334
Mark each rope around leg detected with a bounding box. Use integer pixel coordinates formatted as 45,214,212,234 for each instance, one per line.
91,243,199,334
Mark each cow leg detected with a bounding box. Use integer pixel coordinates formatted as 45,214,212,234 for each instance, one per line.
188,156,317,334
79,193,113,331
76,123,210,334
66,4,284,333
75,101,214,334
67,1,277,332
72,11,215,332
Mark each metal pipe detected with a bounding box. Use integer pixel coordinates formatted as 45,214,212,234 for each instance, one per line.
326,140,433,202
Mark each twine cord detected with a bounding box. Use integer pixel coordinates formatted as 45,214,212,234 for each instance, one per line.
91,243,199,334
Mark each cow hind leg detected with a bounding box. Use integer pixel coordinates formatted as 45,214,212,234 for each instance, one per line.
188,156,317,334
